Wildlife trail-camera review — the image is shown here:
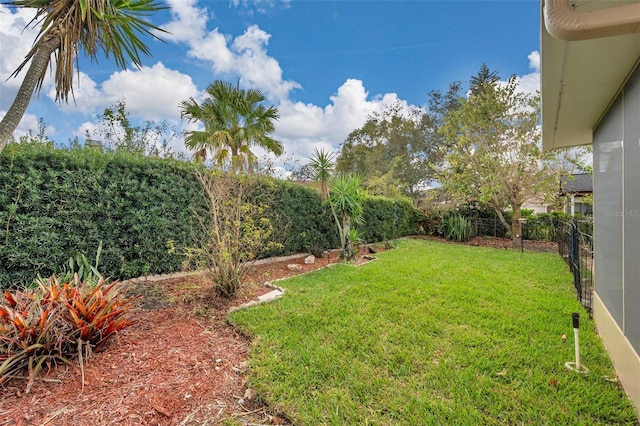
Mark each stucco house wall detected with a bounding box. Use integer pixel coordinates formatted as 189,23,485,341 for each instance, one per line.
593,65,640,354
541,0,640,413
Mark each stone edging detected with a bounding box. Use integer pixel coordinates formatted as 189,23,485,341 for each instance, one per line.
119,252,316,286
226,255,378,314
118,250,378,314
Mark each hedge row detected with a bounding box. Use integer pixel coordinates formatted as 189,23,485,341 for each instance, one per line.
0,144,203,286
361,196,418,243
0,144,418,287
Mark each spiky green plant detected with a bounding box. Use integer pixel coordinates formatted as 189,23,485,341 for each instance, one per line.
328,174,364,261
444,214,472,242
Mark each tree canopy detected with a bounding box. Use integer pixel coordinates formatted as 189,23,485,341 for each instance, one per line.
436,68,557,247
180,80,283,173
336,102,434,199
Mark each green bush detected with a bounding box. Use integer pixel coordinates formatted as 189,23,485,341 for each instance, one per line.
0,144,201,287
361,196,418,243
259,179,339,256
443,214,472,242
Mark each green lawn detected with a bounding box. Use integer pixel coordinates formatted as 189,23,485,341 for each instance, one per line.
229,239,638,425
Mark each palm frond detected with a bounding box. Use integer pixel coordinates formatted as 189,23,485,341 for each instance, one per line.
9,0,168,102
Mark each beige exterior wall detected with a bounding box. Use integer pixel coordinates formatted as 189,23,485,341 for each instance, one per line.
593,292,640,415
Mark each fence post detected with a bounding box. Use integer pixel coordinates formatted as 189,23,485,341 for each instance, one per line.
571,218,580,265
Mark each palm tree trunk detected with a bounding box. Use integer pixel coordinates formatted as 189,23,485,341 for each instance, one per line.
342,214,354,261
0,37,60,152
231,145,240,173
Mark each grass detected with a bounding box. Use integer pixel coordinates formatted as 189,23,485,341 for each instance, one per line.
229,238,638,425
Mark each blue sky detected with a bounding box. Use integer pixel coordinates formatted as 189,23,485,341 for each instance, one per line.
0,0,541,170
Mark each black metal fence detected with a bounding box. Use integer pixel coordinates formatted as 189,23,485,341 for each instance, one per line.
466,217,560,253
557,219,594,314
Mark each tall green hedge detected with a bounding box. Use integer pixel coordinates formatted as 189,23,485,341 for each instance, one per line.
0,143,203,286
257,179,340,256
360,196,418,243
0,144,419,288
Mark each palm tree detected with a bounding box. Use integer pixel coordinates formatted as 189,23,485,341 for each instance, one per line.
328,173,364,261
0,0,168,152
180,80,283,173
309,148,335,200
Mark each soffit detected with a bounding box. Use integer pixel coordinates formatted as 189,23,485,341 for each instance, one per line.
541,0,640,151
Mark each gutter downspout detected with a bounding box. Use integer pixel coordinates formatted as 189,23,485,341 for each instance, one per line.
544,0,640,41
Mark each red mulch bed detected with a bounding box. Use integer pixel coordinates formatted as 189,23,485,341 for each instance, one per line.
0,250,358,426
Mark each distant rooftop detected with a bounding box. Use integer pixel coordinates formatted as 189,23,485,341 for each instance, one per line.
560,173,593,194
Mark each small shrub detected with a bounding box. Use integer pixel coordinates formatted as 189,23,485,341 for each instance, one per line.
59,242,104,287
444,214,472,242
186,169,282,298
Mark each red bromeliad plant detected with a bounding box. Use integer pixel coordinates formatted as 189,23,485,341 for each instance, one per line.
57,275,136,352
0,288,70,393
0,275,135,392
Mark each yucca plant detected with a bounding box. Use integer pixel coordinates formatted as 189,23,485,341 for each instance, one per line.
348,228,365,255
59,242,104,288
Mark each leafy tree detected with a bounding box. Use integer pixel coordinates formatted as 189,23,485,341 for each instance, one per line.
469,63,500,97
180,80,283,173
328,174,364,261
426,81,464,163
0,0,168,152
337,102,431,199
437,73,557,248
337,89,464,201
309,148,335,200
288,162,316,181
86,99,178,157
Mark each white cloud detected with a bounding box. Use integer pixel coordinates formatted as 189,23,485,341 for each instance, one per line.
0,5,51,111
514,51,540,96
495,50,540,97
229,0,292,15
74,121,99,140
49,71,103,113
53,62,198,125
100,62,199,122
0,109,56,141
528,51,540,72
161,0,209,43
160,2,300,102
272,79,412,166
190,29,235,72
231,25,301,100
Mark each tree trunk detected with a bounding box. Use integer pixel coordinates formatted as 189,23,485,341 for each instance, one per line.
231,145,241,173
320,180,328,200
0,37,60,152
493,207,512,237
511,205,522,249
341,214,354,261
